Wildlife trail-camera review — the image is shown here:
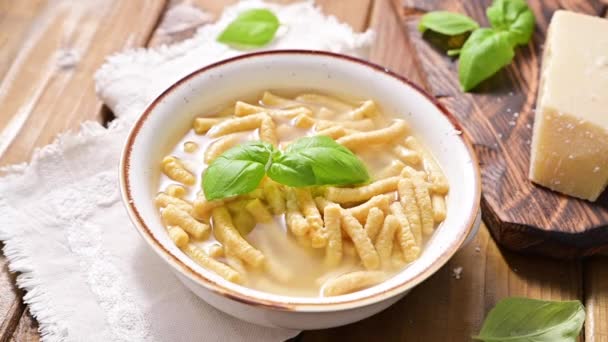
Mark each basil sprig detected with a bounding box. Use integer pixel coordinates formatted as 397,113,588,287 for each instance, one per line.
418,11,479,36
420,0,535,91
203,136,370,200
217,9,279,48
474,298,585,342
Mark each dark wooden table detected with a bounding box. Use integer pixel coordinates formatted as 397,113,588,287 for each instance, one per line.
0,0,606,341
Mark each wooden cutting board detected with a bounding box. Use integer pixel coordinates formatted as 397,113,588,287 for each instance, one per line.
393,0,608,258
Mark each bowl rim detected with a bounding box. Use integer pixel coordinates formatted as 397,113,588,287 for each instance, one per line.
119,49,481,312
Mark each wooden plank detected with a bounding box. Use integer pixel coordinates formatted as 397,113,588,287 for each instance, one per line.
393,0,608,258
0,0,167,340
0,0,46,82
8,310,39,342
0,253,24,342
585,258,608,342
0,0,167,166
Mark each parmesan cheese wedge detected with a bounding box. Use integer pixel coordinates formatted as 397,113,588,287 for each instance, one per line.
529,10,608,201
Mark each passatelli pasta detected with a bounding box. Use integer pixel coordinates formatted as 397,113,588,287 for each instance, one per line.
156,91,449,297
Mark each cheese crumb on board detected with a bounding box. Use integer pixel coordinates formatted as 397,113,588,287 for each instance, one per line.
529,10,608,201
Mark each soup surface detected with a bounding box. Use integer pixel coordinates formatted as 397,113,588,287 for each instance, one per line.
156,91,449,297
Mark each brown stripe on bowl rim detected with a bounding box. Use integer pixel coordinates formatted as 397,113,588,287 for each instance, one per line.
119,49,481,312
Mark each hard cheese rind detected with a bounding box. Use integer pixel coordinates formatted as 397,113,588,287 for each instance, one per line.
529,10,608,201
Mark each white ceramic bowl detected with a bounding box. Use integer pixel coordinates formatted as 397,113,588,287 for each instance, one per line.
120,50,481,330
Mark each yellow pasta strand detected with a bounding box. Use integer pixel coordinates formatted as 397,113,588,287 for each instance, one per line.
193,117,224,134
235,100,311,118
259,116,278,146
165,184,187,198
432,194,447,223
316,118,375,131
376,160,406,180
212,207,265,267
245,198,274,223
155,192,192,213
404,136,449,194
393,145,421,165
263,180,286,215
295,188,326,248
346,100,377,120
167,226,189,248
326,177,400,203
295,93,354,112
315,126,347,139
204,134,242,163
374,215,399,267
323,204,343,267
346,194,392,223
389,202,421,262
341,212,380,270
397,178,422,245
183,141,199,153
191,195,224,222
364,207,385,242
286,188,310,236
322,271,386,296
261,91,303,109
208,113,268,137
183,244,243,284
161,204,209,239
336,120,409,149
161,156,195,186
207,243,224,258
412,176,434,236
293,113,316,128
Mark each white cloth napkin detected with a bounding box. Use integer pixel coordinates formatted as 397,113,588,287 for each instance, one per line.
0,1,372,341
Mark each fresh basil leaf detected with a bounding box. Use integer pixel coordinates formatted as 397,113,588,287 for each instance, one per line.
474,298,585,342
458,28,514,91
220,140,275,165
418,11,479,36
202,141,274,200
267,154,316,187
281,136,370,186
487,0,535,46
217,9,279,47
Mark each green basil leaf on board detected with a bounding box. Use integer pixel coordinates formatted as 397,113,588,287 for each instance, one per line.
202,141,274,200
458,28,515,91
487,0,535,46
217,9,280,47
418,11,480,36
419,0,535,92
474,298,585,342
283,136,370,186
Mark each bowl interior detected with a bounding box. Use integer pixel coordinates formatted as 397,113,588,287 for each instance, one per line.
122,51,480,310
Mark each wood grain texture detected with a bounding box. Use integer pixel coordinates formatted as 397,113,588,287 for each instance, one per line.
393,0,608,258
0,0,168,340
585,258,608,342
301,225,582,341
8,310,39,342
0,0,167,167
0,253,24,342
